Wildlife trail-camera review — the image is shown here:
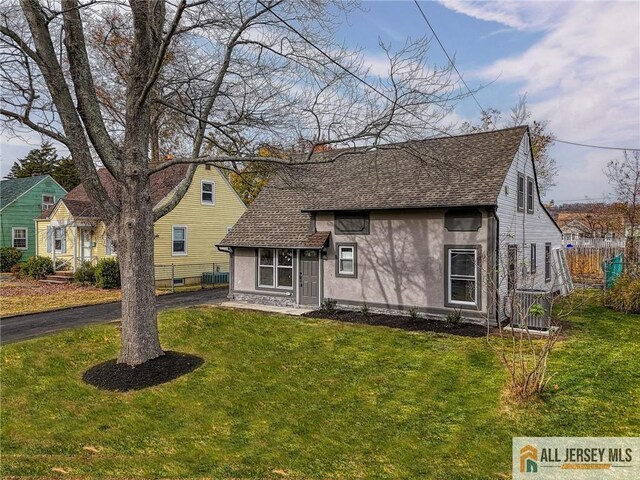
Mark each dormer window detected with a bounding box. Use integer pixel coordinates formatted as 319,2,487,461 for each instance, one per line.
201,181,215,205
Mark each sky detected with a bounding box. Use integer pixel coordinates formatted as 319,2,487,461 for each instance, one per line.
1,0,639,204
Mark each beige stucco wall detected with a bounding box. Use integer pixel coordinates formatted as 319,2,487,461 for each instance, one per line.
317,209,491,314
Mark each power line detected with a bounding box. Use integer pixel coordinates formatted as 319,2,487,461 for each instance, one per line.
413,0,484,114
255,0,466,142
554,139,638,151
412,0,640,152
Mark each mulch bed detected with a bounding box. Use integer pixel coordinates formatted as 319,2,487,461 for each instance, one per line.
303,310,488,337
82,351,204,392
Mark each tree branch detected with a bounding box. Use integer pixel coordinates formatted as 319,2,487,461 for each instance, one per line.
61,0,122,177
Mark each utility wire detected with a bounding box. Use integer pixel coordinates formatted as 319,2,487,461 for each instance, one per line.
412,0,640,152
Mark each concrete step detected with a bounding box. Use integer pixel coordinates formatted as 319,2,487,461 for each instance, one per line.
43,274,73,283
40,279,73,285
53,271,74,277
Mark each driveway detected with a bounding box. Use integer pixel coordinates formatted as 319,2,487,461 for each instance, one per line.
0,288,228,344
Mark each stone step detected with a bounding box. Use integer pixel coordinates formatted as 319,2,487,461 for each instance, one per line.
53,271,74,277
43,274,73,283
40,279,73,285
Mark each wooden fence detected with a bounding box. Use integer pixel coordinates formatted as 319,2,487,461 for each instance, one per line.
564,241,640,285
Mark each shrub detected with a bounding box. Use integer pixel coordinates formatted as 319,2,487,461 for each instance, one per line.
10,263,23,276
0,247,22,272
74,261,96,285
408,307,419,320
320,298,337,314
360,302,369,315
604,274,640,314
445,308,462,327
20,256,54,279
95,258,121,289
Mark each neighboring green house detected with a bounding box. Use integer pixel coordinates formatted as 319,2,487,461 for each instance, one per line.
0,176,67,260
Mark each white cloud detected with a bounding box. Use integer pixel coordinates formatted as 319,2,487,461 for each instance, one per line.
439,0,566,31
443,0,640,201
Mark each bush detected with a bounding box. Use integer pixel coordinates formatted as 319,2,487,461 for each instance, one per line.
408,307,419,320
445,308,462,327
360,302,370,315
320,298,337,314
604,274,640,314
20,256,54,279
74,261,96,285
0,247,22,272
95,258,120,289
10,263,22,276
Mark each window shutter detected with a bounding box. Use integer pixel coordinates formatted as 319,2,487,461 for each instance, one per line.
61,228,66,253
46,226,52,253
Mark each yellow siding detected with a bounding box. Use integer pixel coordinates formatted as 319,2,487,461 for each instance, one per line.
35,165,245,278
153,165,246,277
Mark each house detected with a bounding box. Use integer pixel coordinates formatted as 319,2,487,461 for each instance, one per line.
36,164,246,286
218,126,567,324
0,175,67,260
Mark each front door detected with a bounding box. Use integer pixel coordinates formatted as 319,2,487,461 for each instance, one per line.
81,229,92,262
300,250,320,306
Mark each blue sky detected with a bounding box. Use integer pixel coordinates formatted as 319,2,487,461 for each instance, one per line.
1,1,638,204
335,0,640,203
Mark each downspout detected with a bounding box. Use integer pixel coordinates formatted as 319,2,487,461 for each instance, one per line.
492,206,500,324
216,245,234,299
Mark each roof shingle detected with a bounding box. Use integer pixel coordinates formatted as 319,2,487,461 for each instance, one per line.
220,126,527,248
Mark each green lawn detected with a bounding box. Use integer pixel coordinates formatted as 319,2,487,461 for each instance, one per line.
1,291,638,479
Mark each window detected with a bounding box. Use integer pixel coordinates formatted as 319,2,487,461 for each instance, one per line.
12,228,27,249
201,181,214,205
337,244,357,277
335,211,370,235
106,236,116,256
526,177,534,213
54,227,63,251
444,208,482,231
517,172,525,212
530,244,537,274
447,248,477,306
42,194,55,211
226,226,233,234
173,278,185,286
545,243,551,282
172,226,187,255
257,248,293,289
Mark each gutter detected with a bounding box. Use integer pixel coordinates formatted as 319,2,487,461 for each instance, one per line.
216,245,233,254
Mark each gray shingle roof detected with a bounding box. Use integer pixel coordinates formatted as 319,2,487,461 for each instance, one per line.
38,164,189,219
220,126,528,248
0,175,49,211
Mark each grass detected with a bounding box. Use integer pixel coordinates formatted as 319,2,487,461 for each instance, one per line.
0,281,121,317
0,277,224,317
1,291,638,479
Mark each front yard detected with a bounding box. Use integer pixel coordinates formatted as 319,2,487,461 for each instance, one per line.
0,279,121,317
1,292,638,478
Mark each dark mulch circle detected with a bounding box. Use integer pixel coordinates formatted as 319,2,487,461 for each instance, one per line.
82,351,204,392
303,310,488,337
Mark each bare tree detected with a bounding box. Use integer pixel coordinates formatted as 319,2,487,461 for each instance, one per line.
460,94,558,196
1,1,465,365
605,150,640,263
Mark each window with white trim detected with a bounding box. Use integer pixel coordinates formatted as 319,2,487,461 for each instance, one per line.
258,248,293,289
12,228,27,249
54,227,63,251
172,226,187,255
201,181,214,205
42,194,55,211
448,248,477,306
338,245,356,276
545,243,551,282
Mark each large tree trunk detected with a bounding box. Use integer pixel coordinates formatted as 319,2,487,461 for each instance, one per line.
116,173,163,365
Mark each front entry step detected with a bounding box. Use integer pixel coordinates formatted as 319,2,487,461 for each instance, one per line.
40,272,74,284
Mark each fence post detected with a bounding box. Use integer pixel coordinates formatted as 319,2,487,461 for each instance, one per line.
171,264,175,293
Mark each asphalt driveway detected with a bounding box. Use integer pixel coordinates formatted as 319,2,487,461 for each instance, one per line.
0,288,228,344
